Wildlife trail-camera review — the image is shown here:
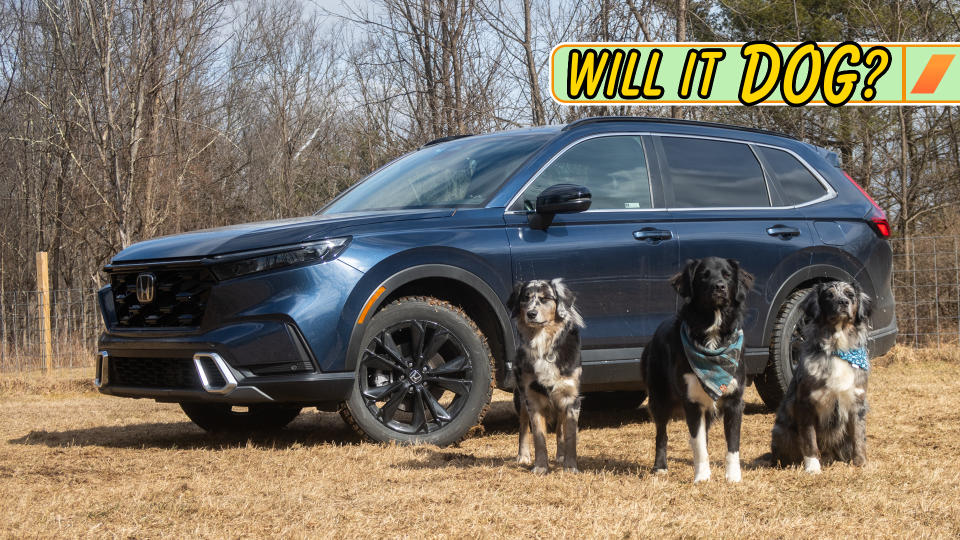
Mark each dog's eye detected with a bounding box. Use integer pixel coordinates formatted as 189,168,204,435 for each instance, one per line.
721,271,731,278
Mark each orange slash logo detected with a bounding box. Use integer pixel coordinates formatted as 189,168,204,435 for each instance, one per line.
911,54,955,94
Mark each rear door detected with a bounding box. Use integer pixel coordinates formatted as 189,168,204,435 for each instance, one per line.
651,134,822,371
504,134,678,360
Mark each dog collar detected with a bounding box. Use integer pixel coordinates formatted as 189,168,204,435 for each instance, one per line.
833,347,869,370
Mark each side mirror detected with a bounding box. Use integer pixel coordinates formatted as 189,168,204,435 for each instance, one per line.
528,184,591,230
535,184,592,214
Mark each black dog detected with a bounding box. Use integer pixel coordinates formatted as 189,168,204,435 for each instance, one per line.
642,257,754,483
771,281,871,473
508,279,584,474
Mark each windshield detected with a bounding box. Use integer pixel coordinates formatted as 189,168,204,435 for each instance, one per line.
322,132,552,213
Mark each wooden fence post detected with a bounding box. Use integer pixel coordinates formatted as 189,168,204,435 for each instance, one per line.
36,252,52,374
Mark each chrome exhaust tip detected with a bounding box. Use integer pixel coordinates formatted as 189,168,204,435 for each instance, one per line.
192,352,238,395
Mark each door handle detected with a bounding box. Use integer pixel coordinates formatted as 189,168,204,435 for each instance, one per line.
634,228,672,241
766,225,801,238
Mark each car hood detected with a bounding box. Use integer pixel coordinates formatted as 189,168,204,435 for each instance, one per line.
110,209,454,263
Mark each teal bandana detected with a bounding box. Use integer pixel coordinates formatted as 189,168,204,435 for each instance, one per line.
680,323,743,401
834,347,869,370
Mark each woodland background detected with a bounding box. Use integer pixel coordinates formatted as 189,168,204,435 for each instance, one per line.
0,0,958,314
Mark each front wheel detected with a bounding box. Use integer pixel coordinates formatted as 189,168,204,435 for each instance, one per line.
755,287,813,409
339,296,494,446
180,402,302,433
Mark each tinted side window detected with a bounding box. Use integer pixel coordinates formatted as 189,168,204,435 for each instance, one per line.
511,136,651,211
756,147,828,205
659,137,770,208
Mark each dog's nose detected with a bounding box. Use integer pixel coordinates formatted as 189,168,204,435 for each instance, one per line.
713,282,727,292
526,309,538,319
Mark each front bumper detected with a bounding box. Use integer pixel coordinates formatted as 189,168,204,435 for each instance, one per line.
96,258,366,406
94,348,353,406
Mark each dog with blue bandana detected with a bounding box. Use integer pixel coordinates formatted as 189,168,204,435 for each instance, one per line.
642,257,754,483
771,281,872,473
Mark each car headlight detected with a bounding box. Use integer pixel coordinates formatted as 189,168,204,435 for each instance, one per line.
211,237,350,280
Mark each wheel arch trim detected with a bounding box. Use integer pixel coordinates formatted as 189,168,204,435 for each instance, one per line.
344,264,514,378
761,264,855,346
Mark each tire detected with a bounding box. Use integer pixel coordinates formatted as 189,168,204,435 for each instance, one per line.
755,287,813,409
180,402,302,433
582,390,647,410
339,296,494,446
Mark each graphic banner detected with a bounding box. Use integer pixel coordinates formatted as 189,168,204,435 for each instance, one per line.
550,42,959,106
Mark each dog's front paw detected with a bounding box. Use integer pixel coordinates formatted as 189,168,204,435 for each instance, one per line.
517,453,532,466
652,467,668,475
803,456,822,474
531,465,549,475
725,452,741,483
563,466,579,474
693,463,711,483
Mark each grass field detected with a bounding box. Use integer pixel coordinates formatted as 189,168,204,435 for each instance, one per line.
2,347,959,538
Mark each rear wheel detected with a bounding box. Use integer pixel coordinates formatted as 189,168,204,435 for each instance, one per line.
755,287,812,409
180,402,302,433
339,296,494,446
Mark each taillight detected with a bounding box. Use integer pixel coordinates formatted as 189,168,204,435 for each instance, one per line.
844,171,890,238
870,216,891,238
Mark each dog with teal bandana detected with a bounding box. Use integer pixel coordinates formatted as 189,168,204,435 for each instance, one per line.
642,257,754,483
771,281,872,473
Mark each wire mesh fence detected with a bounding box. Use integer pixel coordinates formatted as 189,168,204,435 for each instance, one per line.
0,288,102,373
1,236,959,373
890,236,960,347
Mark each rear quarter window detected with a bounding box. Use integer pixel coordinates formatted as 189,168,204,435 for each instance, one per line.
755,146,829,205
658,136,770,208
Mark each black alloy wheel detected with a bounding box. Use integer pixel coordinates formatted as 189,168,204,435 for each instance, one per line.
358,320,473,435
340,297,494,445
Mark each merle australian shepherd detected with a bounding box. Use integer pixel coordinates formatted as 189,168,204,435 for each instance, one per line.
642,257,754,483
508,279,584,474
771,281,872,473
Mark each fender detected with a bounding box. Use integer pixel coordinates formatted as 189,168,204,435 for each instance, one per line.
343,264,515,381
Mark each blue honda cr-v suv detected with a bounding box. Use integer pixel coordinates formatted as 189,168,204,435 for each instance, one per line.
95,116,896,445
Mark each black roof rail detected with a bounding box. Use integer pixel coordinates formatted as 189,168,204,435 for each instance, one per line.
561,116,799,141
421,134,474,148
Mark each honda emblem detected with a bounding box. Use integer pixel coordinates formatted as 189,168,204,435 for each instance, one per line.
136,273,156,304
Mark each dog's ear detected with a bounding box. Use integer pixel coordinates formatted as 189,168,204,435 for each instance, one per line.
507,282,525,318
853,281,873,326
727,258,755,305
671,259,699,300
551,278,584,328
801,284,822,321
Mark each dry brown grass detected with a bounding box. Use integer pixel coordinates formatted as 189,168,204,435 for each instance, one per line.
2,354,960,539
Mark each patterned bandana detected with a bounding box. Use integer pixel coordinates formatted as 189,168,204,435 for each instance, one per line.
680,323,744,401
834,347,869,370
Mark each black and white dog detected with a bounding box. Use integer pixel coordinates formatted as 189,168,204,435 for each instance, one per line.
508,279,584,474
642,257,754,483
771,281,871,473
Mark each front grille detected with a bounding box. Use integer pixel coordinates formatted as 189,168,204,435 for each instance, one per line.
109,357,201,389
110,267,215,328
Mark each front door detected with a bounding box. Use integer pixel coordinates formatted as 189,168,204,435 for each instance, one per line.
504,134,679,355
